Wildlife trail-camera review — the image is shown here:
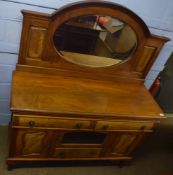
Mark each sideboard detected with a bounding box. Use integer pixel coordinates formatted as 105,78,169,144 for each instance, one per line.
7,1,169,170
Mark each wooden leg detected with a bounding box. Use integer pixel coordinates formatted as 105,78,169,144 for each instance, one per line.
118,161,124,168
7,160,16,171
7,165,13,171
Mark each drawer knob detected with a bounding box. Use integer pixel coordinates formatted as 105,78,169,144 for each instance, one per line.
140,126,146,130
75,123,82,129
102,125,109,130
28,121,35,128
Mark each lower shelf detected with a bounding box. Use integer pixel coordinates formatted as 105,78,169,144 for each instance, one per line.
7,156,132,161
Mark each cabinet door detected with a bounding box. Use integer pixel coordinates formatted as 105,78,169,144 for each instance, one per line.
12,129,52,158
108,133,144,157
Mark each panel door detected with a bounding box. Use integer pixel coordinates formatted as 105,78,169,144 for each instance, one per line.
12,128,52,158
108,132,145,157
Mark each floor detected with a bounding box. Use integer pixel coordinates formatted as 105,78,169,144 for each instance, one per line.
1,116,173,175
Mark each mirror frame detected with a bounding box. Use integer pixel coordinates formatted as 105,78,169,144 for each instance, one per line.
18,1,169,79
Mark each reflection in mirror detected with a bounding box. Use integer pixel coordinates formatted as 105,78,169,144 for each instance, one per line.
53,15,137,67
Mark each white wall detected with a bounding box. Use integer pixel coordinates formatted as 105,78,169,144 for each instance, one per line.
0,0,173,125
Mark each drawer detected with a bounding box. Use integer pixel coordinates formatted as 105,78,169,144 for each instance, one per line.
13,115,91,130
53,148,101,158
95,120,154,131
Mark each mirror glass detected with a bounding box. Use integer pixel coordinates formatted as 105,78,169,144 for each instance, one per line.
53,15,137,67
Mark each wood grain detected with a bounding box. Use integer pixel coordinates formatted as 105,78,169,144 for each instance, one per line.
11,71,163,118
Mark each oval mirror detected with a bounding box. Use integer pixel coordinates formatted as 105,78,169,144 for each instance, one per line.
53,15,137,67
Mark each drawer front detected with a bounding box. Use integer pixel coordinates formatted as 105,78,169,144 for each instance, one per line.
13,115,91,130
53,148,101,158
95,120,154,131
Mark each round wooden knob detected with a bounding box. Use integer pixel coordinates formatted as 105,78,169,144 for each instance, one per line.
75,123,82,129
28,121,35,128
102,125,109,130
140,126,146,130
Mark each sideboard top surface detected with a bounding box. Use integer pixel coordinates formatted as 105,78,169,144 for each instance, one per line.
11,71,163,119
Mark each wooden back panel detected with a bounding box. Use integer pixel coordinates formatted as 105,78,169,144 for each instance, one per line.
17,1,169,79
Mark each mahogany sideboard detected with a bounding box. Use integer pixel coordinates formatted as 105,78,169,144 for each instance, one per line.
7,1,170,170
